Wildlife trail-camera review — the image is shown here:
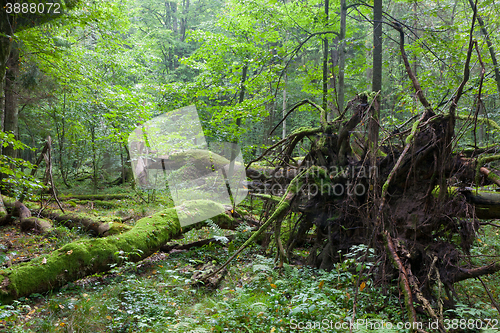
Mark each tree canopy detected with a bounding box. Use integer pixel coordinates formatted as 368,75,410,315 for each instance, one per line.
2,0,500,330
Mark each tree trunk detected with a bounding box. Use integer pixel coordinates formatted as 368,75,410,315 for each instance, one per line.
282,74,287,140
0,1,12,140
179,0,189,42
170,1,178,34
3,43,19,159
54,93,71,188
467,0,500,95
90,125,98,193
0,199,230,303
372,0,382,93
337,0,346,115
38,209,131,236
321,0,329,113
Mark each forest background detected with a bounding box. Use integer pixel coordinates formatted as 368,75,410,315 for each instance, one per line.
1,0,500,332
3,0,499,189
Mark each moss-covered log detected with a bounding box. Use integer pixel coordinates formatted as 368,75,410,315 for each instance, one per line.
39,210,131,236
462,189,500,219
59,194,131,201
431,187,500,219
480,167,500,187
0,199,229,303
0,201,53,233
2,199,125,236
0,191,6,221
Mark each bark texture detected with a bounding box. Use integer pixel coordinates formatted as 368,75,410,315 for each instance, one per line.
0,199,229,302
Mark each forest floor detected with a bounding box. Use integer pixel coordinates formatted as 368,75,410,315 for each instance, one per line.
0,179,499,332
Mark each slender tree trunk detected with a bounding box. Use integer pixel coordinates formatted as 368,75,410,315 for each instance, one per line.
124,144,133,181
0,0,13,141
322,0,330,113
91,126,97,193
372,0,383,93
327,42,337,120
3,44,19,159
282,74,287,140
368,0,382,211
179,0,189,42
369,0,383,157
228,64,248,206
337,0,346,116
171,1,178,34
467,0,500,95
54,93,71,188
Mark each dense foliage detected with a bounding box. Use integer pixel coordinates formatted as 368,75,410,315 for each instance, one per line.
2,0,500,330
5,0,499,185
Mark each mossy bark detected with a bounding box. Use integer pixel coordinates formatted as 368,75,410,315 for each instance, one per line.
0,191,6,221
1,201,53,233
39,210,131,236
2,199,128,236
431,186,500,219
0,199,234,303
0,208,181,303
59,194,131,201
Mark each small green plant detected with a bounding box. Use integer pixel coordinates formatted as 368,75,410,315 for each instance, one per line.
0,131,45,200
205,219,229,244
108,249,144,276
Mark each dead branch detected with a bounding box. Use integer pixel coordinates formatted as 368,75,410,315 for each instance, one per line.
393,22,433,114
383,232,417,327
448,0,477,121
477,276,500,316
451,262,500,283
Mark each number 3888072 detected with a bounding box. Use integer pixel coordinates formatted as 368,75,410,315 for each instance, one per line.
5,2,61,14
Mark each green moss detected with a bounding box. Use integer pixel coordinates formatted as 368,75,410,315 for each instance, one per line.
405,118,421,144
250,194,281,202
487,171,500,184
60,194,131,200
0,205,183,303
67,200,78,207
457,114,500,132
359,91,378,103
475,155,500,186
431,186,458,198
291,127,316,135
101,222,132,236
382,180,390,194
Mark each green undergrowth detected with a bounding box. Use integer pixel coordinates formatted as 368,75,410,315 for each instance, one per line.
0,185,499,331
0,227,499,332
0,243,406,333
454,224,500,316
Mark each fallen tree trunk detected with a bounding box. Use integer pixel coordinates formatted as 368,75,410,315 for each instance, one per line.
160,234,236,253
39,210,132,236
0,201,53,234
3,199,129,236
0,199,228,303
16,201,53,234
431,187,500,219
59,194,131,201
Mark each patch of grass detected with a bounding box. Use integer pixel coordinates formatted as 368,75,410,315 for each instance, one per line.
1,187,498,332
5,242,407,333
